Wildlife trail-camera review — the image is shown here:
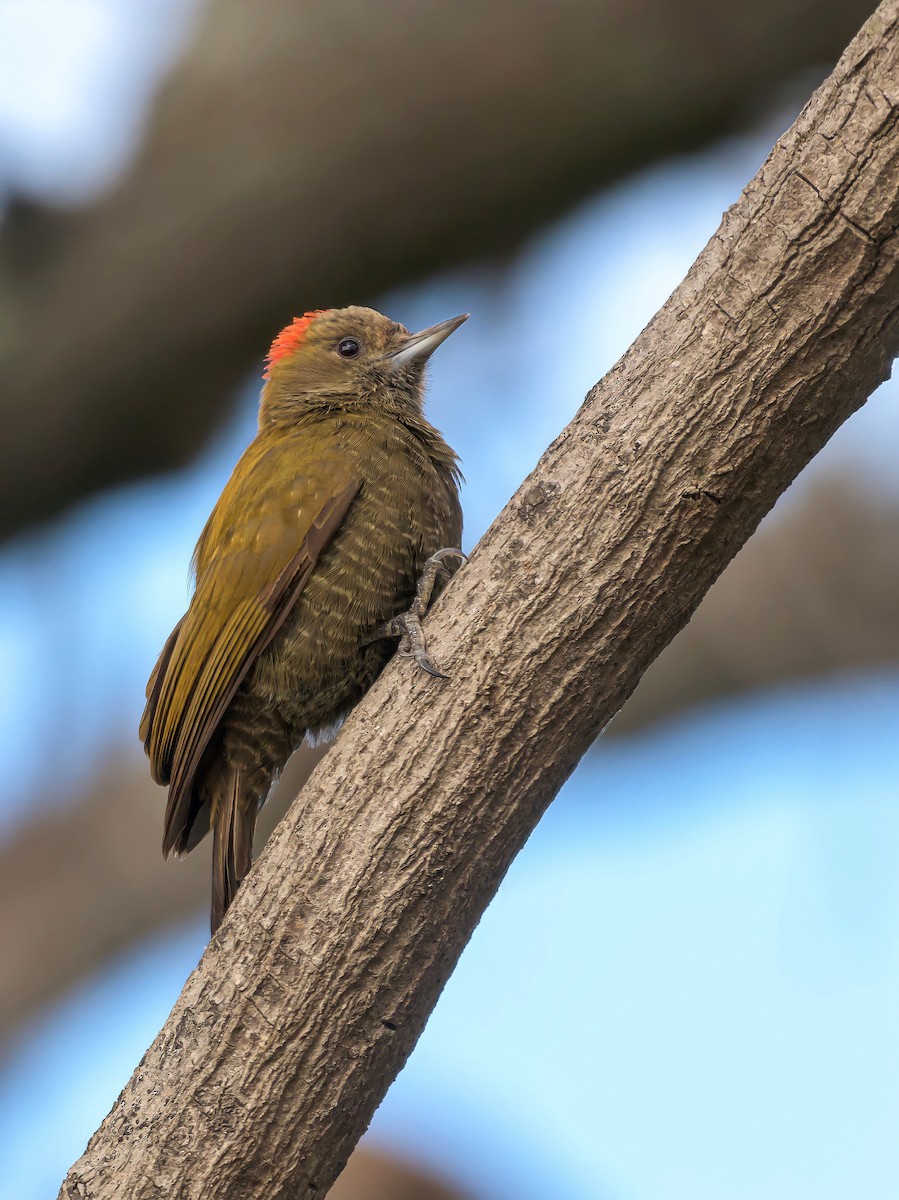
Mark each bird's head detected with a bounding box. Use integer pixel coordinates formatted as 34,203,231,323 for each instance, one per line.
259,305,468,425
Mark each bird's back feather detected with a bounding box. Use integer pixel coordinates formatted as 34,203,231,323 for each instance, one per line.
139,432,359,858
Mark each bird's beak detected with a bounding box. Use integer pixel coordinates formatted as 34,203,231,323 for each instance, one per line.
385,313,469,370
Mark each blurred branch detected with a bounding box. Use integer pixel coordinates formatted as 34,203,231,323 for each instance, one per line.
59,7,899,1196
330,1147,474,1200
0,745,326,1047
0,0,878,539
3,478,897,1047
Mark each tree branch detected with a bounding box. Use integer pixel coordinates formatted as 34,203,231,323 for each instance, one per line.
0,0,879,539
60,5,899,1197
5,480,897,1047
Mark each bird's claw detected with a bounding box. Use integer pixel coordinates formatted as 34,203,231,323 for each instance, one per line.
369,547,467,679
392,609,450,680
398,637,450,680
429,546,468,571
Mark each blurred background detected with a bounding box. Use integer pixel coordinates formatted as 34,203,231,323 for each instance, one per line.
0,2,897,1198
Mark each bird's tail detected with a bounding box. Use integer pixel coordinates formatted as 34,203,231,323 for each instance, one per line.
211,770,256,934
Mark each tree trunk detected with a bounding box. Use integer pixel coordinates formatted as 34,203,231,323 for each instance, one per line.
60,4,899,1197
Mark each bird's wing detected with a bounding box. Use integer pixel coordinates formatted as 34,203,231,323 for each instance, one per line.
139,437,359,856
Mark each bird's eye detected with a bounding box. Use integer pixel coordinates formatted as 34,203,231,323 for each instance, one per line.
337,338,361,359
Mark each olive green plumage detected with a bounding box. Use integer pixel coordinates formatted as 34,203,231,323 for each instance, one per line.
140,306,464,932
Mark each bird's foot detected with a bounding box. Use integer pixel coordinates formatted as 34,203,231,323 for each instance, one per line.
412,547,468,615
384,609,448,679
371,547,467,679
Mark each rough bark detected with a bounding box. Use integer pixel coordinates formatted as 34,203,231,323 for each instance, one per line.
4,479,897,1048
0,0,878,540
60,5,899,1198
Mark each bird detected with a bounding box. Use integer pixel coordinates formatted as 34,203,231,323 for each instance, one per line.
139,306,467,933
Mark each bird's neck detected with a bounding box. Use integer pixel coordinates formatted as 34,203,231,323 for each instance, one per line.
261,404,461,487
